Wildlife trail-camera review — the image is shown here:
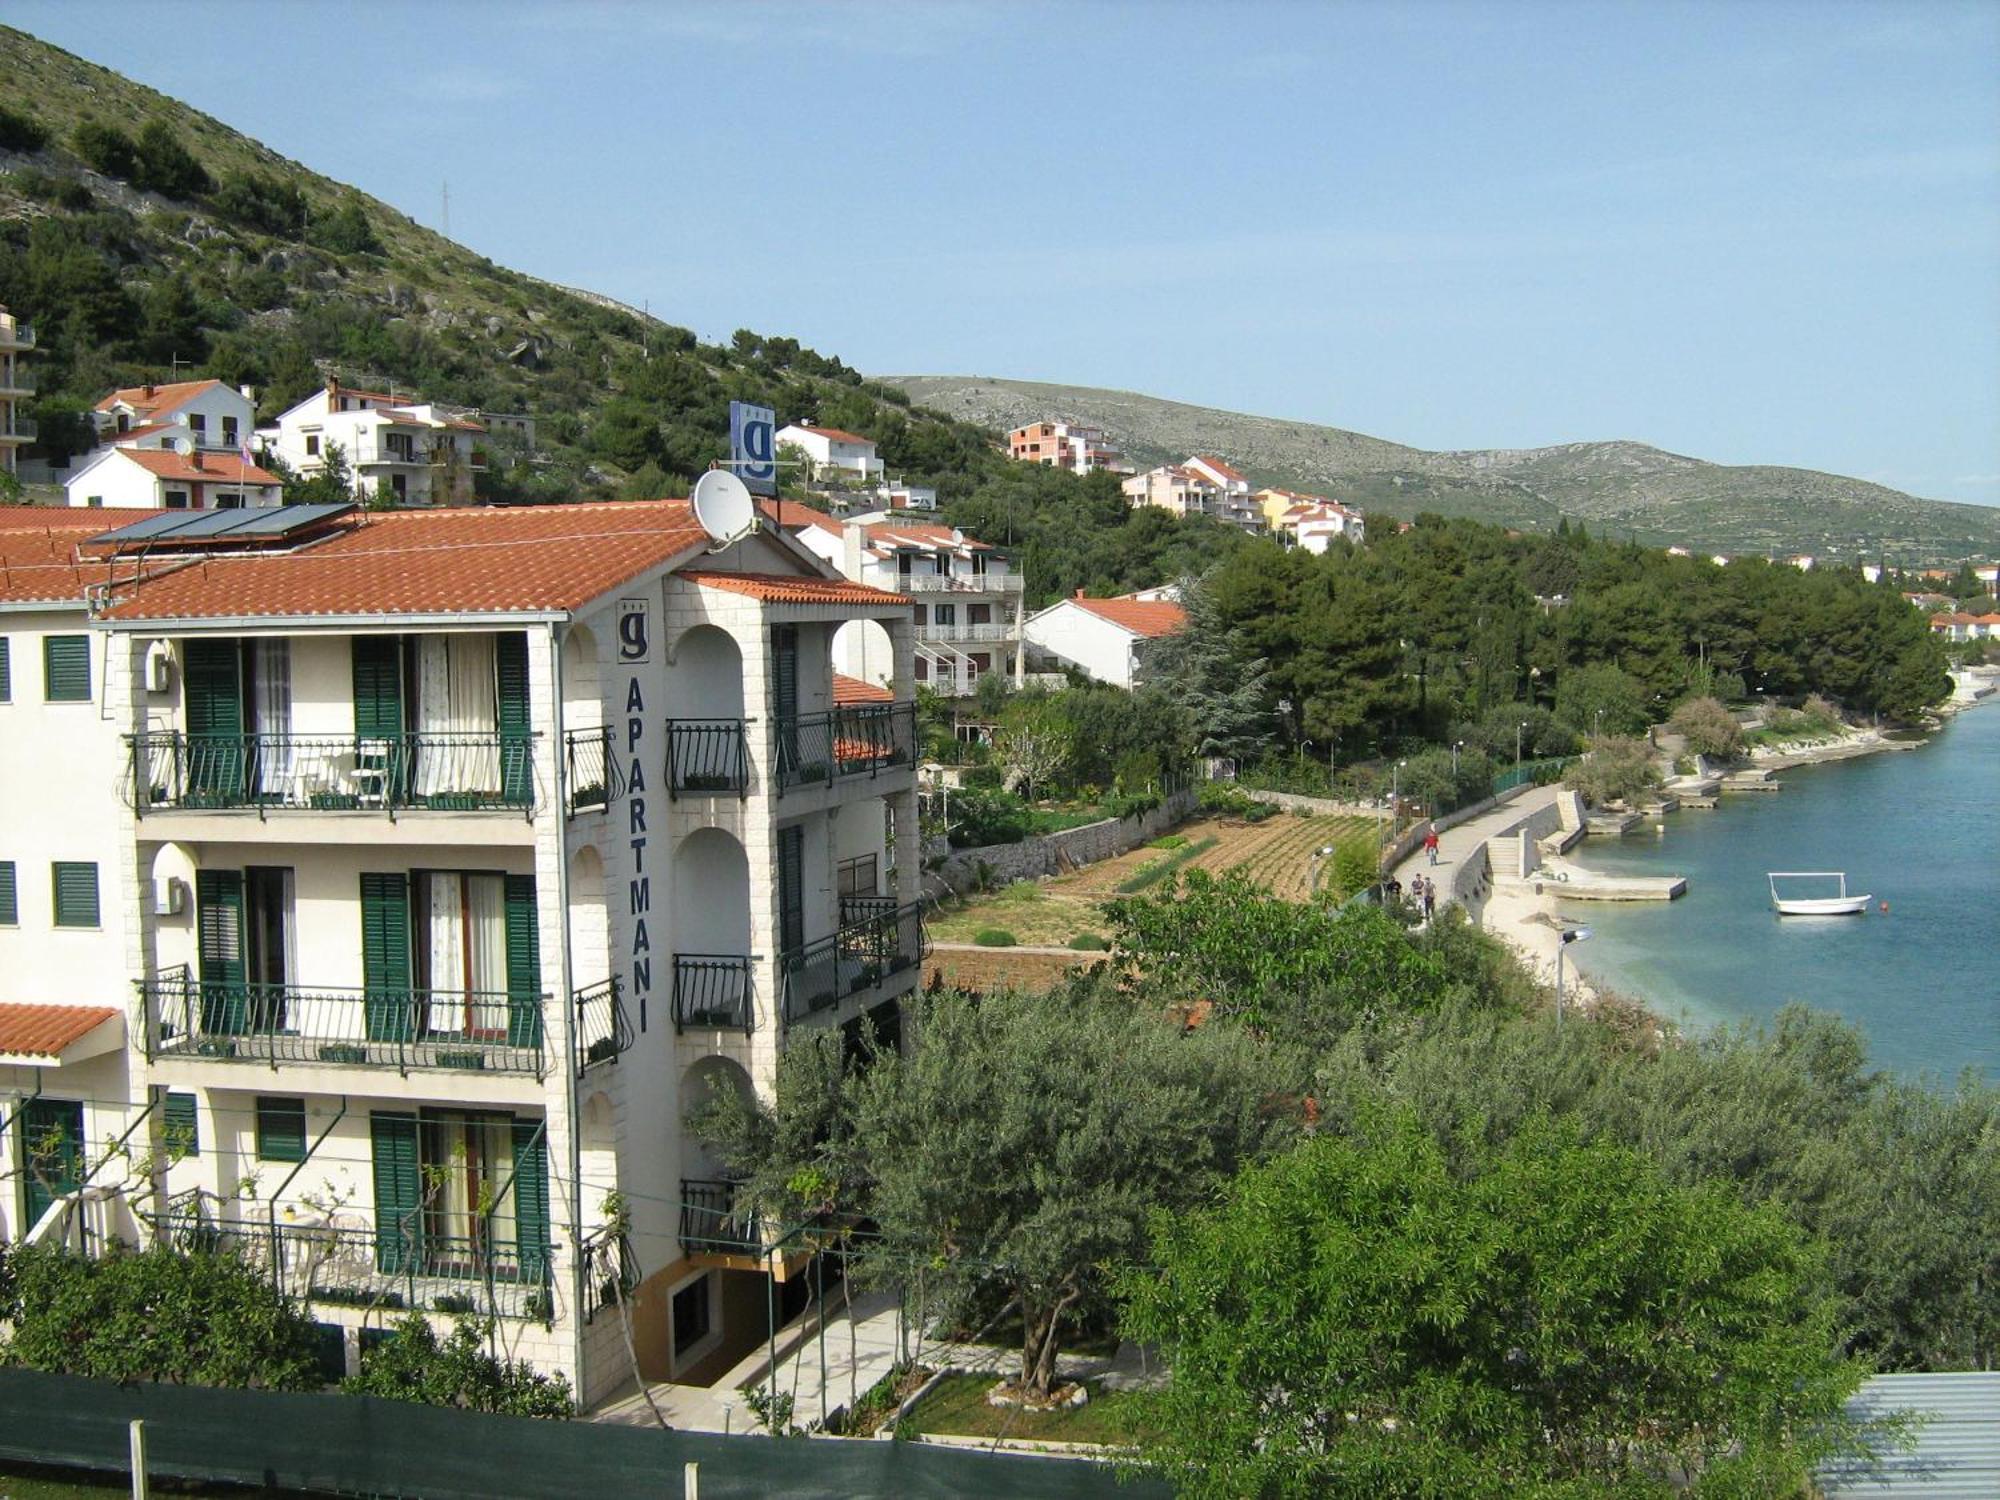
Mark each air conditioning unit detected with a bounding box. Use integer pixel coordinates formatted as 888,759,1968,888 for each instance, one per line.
152,877,187,917
144,642,173,694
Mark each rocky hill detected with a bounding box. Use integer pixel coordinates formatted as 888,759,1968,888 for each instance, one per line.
889,377,2000,564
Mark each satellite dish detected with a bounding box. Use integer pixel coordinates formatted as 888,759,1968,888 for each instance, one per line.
691,469,755,545
951,528,965,546
174,437,196,457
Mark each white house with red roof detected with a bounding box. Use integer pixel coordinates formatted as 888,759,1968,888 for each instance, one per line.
264,378,487,506
92,379,257,454
0,497,920,1414
1123,459,1263,531
62,444,283,509
1023,589,1189,689
775,422,883,479
1007,420,1131,476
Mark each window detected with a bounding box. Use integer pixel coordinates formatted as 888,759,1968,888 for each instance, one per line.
216,490,244,509
188,414,206,438
164,490,190,510
304,433,321,457
164,1092,199,1158
43,635,90,701
222,416,239,447
51,862,98,927
0,861,15,925
933,603,956,627
672,1275,713,1360
837,854,878,898
0,637,9,700
256,1096,306,1162
86,496,103,508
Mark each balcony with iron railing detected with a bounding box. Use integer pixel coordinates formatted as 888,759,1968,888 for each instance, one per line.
562,725,622,817
141,965,548,1076
779,899,924,1025
161,1199,554,1321
679,1178,763,1257
899,572,1023,594
2,323,36,350
573,977,631,1074
774,702,915,793
2,414,35,440
0,366,35,396
916,620,1016,645
665,718,750,797
672,954,754,1032
129,731,538,816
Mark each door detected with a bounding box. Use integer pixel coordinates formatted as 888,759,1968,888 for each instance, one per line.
496,633,532,806
183,639,245,802
196,868,248,1037
18,1098,84,1232
244,866,292,1034
361,872,414,1042
351,636,407,802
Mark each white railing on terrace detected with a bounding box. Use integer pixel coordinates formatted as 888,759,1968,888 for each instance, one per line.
918,621,1016,644
900,573,1023,594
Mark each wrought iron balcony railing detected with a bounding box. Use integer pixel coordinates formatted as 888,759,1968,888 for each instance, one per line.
774,702,915,792
129,731,537,815
573,976,630,1074
672,953,753,1032
680,1178,763,1256
562,725,622,816
779,899,924,1024
899,573,1023,593
665,718,750,796
141,965,546,1076
161,1205,554,1322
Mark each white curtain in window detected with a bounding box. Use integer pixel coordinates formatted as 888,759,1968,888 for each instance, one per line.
251,640,293,792
467,874,507,1035
414,636,453,795
425,874,465,1034
449,635,500,793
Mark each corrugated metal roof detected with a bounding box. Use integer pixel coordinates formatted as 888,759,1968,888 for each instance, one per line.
1820,1372,2000,1497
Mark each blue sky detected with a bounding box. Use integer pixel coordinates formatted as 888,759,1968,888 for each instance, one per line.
13,1,1999,503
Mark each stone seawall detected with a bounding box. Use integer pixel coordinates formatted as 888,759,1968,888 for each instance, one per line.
924,788,1199,897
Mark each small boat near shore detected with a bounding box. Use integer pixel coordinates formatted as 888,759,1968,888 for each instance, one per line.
1768,871,1871,916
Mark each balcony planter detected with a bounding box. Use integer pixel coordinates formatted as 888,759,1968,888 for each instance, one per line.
585,1035,620,1067
436,1049,487,1071
433,1293,479,1315
425,791,483,811
309,791,361,811
525,1288,554,1324
195,1039,239,1059
679,773,736,793
317,1043,369,1065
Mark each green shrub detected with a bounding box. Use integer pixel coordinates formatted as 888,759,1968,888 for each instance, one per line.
1069,933,1110,951
1668,695,1743,760
1150,834,1188,850
344,1313,572,1418
959,763,1003,789
0,105,51,153
973,929,1018,947
1116,836,1219,894
72,120,139,180
133,119,212,197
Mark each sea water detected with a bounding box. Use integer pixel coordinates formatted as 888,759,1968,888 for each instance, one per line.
1559,700,2000,1084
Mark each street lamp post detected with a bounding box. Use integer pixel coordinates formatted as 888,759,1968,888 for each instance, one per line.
1452,740,1464,776
1516,721,1528,772
1595,707,1605,743
1555,926,1592,1029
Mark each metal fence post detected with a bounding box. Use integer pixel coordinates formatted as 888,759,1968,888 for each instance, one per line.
129,1418,147,1500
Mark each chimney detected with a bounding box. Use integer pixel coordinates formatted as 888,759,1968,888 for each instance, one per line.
1075,589,1085,600
239,384,256,404
189,449,203,471
142,383,155,398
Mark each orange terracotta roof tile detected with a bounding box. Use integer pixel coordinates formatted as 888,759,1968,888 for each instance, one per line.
94,378,227,417
0,507,158,605
682,570,910,607
792,425,874,446
756,499,844,537
0,1003,120,1061
1069,594,1188,638
833,672,894,704
1191,454,1247,483
97,501,713,621
113,450,283,486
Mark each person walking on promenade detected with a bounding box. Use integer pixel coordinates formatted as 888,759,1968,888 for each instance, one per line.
1423,822,1441,865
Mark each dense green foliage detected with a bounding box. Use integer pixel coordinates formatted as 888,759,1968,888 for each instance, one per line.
342,1313,573,1417
1122,1111,1867,1497
0,1242,321,1389
1562,734,1661,805
1668,694,1744,759
1208,516,1950,763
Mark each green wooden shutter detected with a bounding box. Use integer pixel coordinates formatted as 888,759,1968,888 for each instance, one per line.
351,637,405,737
195,869,248,1037
777,825,805,957
369,1111,421,1274
255,1096,306,1162
18,1098,84,1231
360,873,413,1042
503,873,542,1049
0,862,15,925
42,635,90,702
511,1118,550,1287
0,636,11,701
164,1091,199,1158
51,862,99,927
772,625,800,779
496,632,532,806
183,639,245,801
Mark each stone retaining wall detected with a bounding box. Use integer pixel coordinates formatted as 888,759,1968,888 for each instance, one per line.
1236,788,1383,818
924,788,1199,897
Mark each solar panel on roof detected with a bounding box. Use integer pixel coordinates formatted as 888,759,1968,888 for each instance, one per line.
89,502,357,550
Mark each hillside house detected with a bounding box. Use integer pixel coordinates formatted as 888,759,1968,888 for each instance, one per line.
93,380,256,454
63,446,282,509
0,498,920,1407
1123,461,1261,531
1007,421,1130,476
264,380,487,507
1023,590,1188,690
775,424,883,480
0,304,32,478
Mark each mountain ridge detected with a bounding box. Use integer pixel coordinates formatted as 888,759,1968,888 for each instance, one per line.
886,376,2000,563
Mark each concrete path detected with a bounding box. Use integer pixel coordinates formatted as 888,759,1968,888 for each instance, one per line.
1389,783,1564,919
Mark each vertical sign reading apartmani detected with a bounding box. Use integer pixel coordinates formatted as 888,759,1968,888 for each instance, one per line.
617,597,653,1029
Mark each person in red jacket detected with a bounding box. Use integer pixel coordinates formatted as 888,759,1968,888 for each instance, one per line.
1423,822,1441,865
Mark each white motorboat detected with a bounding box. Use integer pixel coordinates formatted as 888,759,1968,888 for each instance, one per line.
1768,871,1871,916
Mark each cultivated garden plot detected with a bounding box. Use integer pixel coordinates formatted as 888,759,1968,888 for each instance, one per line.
930,812,1386,950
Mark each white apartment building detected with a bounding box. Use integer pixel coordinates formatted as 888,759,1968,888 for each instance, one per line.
774,424,883,480
264,380,487,507
1006,420,1130,476
1122,460,1263,531
0,499,921,1407
0,305,32,477
64,446,283,510
1022,590,1188,690
761,502,1024,695
93,379,258,454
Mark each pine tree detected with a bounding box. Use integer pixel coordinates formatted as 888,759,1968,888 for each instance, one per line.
1144,580,1273,764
